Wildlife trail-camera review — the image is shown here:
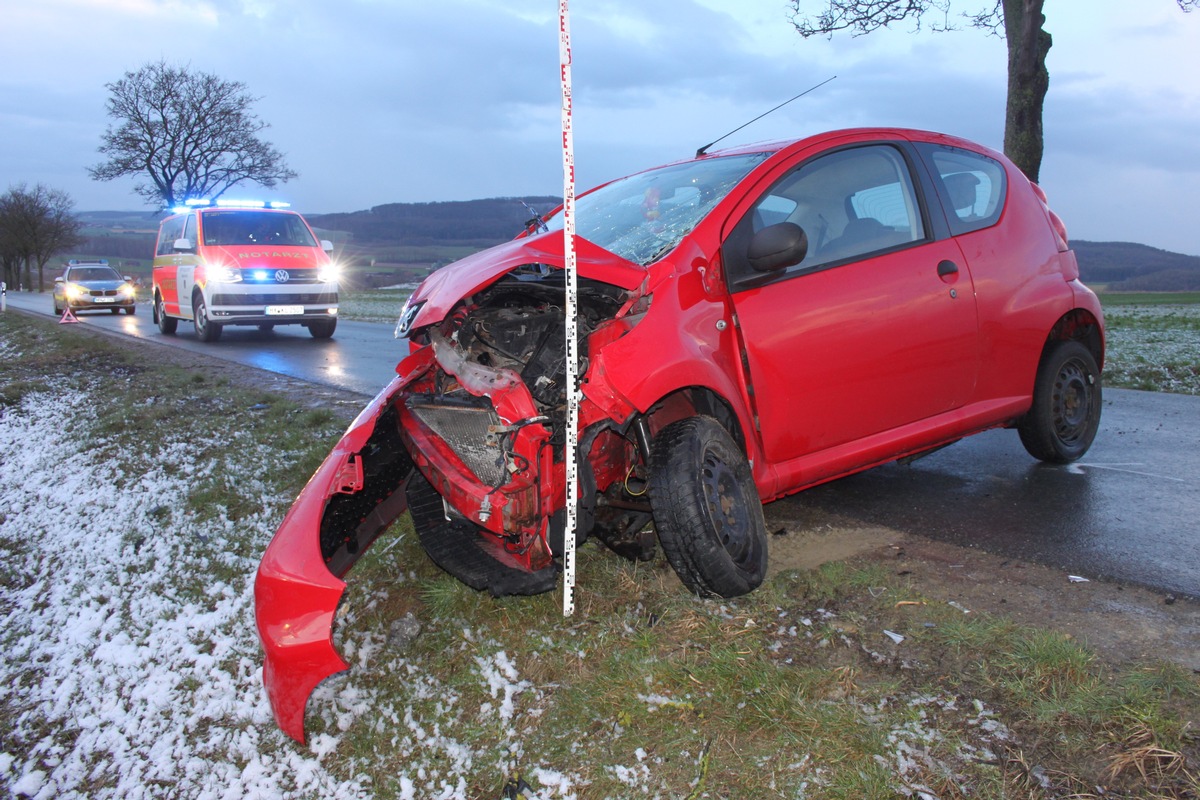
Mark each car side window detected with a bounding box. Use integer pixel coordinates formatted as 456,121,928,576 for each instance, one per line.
156,216,185,256
917,143,1006,234
725,144,927,287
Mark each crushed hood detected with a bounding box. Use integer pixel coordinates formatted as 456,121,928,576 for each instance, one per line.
401,231,645,334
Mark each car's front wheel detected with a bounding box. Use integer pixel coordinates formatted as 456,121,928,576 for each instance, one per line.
125,305,135,316
1018,339,1102,463
648,416,767,598
155,294,178,335
307,318,336,339
193,294,222,343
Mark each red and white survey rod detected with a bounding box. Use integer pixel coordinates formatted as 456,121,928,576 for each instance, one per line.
559,0,579,616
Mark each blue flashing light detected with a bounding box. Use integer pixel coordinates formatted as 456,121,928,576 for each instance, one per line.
252,270,269,282
185,199,211,207
268,201,291,209
216,198,267,208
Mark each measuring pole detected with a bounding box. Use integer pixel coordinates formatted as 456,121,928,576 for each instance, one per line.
559,0,579,617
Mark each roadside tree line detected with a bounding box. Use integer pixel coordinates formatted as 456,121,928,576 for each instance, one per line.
0,185,84,294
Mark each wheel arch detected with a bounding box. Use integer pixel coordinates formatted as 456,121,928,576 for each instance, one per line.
1045,308,1104,371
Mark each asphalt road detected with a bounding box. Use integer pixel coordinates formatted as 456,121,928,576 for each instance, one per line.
6,289,1197,599
3,291,401,396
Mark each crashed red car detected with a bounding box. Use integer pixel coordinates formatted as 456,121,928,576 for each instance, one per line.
256,127,1104,741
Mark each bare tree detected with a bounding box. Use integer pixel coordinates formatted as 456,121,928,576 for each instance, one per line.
0,184,85,293
89,60,298,209
789,0,1198,182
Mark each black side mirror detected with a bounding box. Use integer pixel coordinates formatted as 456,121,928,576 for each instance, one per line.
747,222,808,272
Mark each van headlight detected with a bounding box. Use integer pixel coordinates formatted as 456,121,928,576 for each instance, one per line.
318,263,341,283
211,264,242,283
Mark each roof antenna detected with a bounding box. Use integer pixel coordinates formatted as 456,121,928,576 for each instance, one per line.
695,75,837,158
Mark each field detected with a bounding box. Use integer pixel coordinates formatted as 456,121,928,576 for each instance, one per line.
1100,295,1200,395
1,307,1198,799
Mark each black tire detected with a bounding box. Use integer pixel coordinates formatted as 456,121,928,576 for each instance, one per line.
406,471,558,597
648,416,767,598
307,318,337,339
53,299,62,315
257,323,275,332
1018,339,1102,463
110,307,120,314
193,293,222,342
155,295,178,335
125,305,135,316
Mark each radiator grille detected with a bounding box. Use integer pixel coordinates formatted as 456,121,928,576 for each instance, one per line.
210,292,337,306
408,401,506,487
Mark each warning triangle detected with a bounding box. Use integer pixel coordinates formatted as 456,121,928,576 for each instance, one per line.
58,306,81,324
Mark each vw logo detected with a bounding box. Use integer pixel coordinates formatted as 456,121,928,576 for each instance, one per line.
274,269,291,283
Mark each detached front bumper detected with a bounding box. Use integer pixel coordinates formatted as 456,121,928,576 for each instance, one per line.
255,377,412,743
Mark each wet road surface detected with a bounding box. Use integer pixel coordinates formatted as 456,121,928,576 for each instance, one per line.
6,291,1197,598
774,389,1199,599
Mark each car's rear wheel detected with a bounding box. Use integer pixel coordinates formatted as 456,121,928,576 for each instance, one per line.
193,294,222,342
648,416,767,598
258,323,275,332
307,318,337,339
1018,339,1102,463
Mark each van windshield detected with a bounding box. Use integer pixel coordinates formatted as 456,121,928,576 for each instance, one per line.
200,211,318,248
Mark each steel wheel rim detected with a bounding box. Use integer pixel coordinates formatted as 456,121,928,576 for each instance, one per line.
700,448,756,567
1052,358,1092,445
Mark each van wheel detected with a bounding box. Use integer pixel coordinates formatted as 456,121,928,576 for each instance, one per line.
308,318,337,339
193,294,222,342
155,295,177,335
258,323,275,332
1018,339,1102,463
648,416,767,598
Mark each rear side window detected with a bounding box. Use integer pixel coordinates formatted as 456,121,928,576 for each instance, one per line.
918,143,1007,234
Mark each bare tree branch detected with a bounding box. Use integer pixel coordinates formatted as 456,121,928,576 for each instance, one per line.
0,184,85,292
89,61,297,209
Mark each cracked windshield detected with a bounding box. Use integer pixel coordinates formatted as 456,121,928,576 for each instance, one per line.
543,152,771,265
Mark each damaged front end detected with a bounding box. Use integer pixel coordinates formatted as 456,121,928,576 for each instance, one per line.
255,233,650,743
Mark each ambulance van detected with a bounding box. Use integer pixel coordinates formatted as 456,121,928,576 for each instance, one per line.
152,201,340,342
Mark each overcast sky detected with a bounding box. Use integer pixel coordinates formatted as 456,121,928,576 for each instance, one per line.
2,0,1198,254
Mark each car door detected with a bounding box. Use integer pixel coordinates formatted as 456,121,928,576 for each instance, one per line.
174,213,199,319
153,214,186,316
723,143,979,466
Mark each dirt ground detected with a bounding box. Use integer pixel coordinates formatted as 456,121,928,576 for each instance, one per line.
763,506,1200,673
87,317,1200,676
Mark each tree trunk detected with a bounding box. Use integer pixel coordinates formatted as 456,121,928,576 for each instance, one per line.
1002,0,1051,182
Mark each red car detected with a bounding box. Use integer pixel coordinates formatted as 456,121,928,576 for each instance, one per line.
256,128,1104,741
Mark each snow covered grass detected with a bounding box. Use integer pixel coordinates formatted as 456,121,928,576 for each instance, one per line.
1101,302,1200,395
2,313,1198,799
337,288,416,324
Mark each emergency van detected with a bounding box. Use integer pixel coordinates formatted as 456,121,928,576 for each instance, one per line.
151,201,339,342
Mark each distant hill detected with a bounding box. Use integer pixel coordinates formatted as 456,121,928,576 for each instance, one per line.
68,206,1200,291
1073,240,1200,290
307,196,561,248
